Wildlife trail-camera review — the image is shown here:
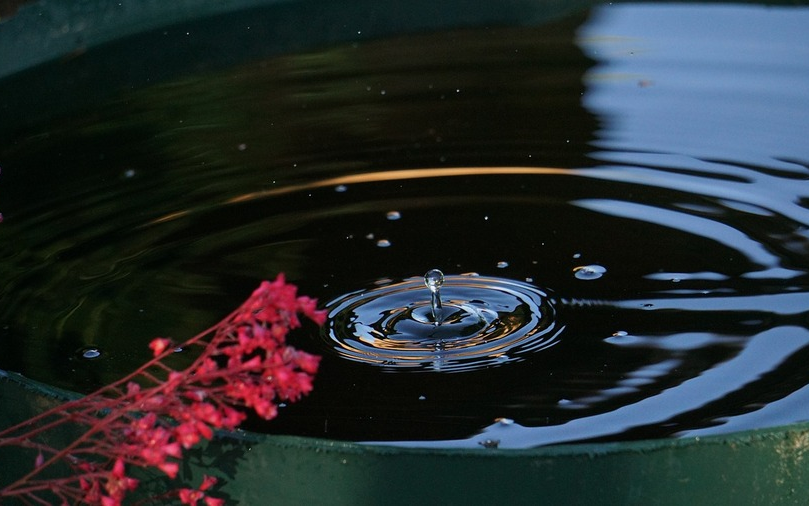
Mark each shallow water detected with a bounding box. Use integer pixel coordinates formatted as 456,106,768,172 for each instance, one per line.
1,3,809,448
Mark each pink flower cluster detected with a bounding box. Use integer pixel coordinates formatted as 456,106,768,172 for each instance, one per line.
0,275,325,505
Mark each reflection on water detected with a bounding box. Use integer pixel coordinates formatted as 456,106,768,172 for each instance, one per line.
1,3,809,448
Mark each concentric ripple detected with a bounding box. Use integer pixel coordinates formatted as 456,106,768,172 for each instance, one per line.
322,274,563,372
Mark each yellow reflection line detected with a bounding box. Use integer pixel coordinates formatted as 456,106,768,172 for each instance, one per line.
147,166,572,226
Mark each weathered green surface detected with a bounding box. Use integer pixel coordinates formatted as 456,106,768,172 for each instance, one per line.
4,370,809,505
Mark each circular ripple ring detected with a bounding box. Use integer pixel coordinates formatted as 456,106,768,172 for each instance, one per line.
322,275,564,372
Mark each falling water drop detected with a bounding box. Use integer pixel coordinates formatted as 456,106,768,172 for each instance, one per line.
424,269,444,325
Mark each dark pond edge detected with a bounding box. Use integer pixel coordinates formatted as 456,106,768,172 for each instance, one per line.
0,0,596,137
4,369,809,505
3,0,809,138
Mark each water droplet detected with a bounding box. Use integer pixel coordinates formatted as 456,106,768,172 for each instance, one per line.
80,347,102,360
173,347,184,353
496,417,514,426
496,261,509,269
418,395,426,401
376,239,391,248
365,233,375,240
424,269,444,324
237,143,247,151
525,277,533,283
424,269,444,291
334,184,348,193
386,211,401,221
123,169,136,178
612,331,628,337
573,264,606,280
573,253,582,259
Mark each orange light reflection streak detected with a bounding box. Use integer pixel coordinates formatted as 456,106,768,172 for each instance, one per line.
146,166,573,226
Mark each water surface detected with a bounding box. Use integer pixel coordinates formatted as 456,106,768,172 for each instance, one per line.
1,3,809,448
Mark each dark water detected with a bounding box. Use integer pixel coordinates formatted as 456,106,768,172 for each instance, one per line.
2,4,809,448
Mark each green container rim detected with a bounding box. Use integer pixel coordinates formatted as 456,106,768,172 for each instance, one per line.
4,369,809,505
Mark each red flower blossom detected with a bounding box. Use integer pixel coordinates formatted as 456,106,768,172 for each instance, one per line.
149,338,172,357
0,275,326,505
179,475,223,506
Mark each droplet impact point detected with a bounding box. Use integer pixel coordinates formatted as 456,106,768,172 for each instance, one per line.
424,269,445,325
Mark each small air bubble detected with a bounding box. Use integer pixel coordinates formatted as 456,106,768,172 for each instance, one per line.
573,264,606,280
123,169,136,178
496,261,509,269
376,239,391,248
237,143,247,151
80,347,102,360
418,395,426,401
386,211,401,221
334,184,348,193
573,253,582,259
612,331,628,337
365,233,375,240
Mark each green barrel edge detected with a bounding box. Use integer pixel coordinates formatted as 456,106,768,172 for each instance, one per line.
4,0,809,503
3,369,809,505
